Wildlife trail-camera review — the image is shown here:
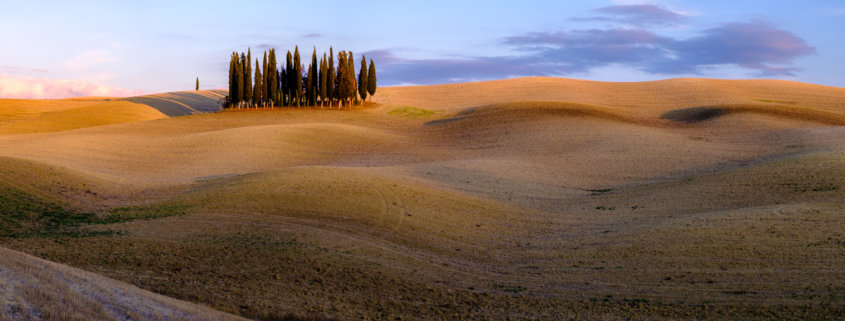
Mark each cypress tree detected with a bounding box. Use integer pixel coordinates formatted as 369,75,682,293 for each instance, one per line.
231,53,238,107
285,51,293,106
275,49,281,106
336,51,347,107
306,63,314,106
367,59,377,98
327,47,335,107
281,68,287,105
240,53,246,105
268,49,279,107
311,48,318,106
196,77,199,91
347,51,357,105
264,50,271,106
267,49,273,106
293,46,302,107
240,53,245,106
262,52,268,105
319,55,327,107
253,58,263,107
358,55,368,105
280,66,287,106
276,50,282,105
228,53,237,107
235,54,241,108
228,54,232,98
245,49,252,106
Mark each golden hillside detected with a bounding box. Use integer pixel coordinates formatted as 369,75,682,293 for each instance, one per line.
0,77,843,320
0,98,167,135
373,77,845,117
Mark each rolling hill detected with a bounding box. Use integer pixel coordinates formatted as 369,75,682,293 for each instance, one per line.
122,90,227,116
0,90,226,136
0,77,843,320
0,246,247,321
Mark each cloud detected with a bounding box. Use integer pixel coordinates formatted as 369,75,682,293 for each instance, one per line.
0,75,144,99
0,65,49,74
302,33,322,38
372,20,814,85
365,52,536,85
572,4,687,26
653,21,816,75
62,50,118,73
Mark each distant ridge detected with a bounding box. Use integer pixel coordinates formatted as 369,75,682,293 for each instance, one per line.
372,77,845,117
123,90,227,116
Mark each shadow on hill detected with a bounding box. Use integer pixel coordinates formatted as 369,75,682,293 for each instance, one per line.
123,90,227,116
424,101,648,127
661,104,845,125
660,107,726,123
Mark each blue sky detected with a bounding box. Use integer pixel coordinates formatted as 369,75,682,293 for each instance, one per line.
0,0,842,98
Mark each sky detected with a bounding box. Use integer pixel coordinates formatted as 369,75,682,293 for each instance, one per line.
0,0,843,98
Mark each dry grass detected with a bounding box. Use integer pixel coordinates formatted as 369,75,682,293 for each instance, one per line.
373,77,845,116
0,98,167,135
1,77,844,320
0,246,248,321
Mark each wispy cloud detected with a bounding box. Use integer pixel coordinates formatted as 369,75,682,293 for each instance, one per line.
62,50,118,73
654,21,816,76
573,4,688,26
0,65,49,74
0,75,144,99
371,19,814,85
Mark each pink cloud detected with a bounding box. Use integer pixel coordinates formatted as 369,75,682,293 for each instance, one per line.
0,74,144,99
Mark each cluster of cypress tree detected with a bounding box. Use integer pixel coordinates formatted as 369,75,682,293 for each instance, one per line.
227,46,376,109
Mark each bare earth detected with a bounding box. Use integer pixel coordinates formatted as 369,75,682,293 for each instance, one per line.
0,247,247,321
0,77,843,320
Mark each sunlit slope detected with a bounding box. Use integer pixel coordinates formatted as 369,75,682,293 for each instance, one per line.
0,111,410,187
372,77,845,118
0,246,247,321
0,77,844,320
123,90,227,116
412,100,844,191
0,77,841,191
0,98,167,135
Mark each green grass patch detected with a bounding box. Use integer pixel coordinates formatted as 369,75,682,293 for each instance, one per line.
780,183,839,193
388,106,437,117
587,188,612,195
807,236,845,248
623,297,650,304
812,185,838,192
99,204,189,224
688,136,709,142
0,186,186,238
756,99,796,105
493,283,527,294
207,232,305,251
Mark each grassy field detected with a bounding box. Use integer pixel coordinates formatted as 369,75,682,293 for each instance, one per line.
0,77,844,320
0,98,167,135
